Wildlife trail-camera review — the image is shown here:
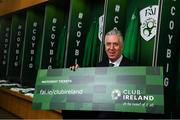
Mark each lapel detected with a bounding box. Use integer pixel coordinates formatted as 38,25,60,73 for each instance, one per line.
119,57,128,66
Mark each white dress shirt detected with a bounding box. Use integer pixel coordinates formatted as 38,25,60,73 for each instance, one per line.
109,55,123,67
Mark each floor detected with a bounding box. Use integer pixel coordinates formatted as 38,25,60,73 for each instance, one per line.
0,108,20,119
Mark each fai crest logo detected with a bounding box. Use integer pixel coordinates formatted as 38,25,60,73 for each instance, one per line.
140,5,159,41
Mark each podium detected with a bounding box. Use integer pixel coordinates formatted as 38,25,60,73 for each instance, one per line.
0,87,62,119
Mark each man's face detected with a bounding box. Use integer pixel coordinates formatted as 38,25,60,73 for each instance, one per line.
105,35,123,62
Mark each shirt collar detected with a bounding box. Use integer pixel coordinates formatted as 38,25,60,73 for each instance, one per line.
109,55,123,67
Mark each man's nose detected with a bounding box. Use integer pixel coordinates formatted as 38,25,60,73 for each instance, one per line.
109,44,114,49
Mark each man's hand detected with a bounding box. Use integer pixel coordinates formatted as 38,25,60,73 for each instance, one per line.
69,64,79,71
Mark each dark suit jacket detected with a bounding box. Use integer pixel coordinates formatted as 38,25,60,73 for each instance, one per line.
97,55,136,67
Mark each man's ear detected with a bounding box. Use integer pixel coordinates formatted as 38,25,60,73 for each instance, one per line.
121,46,124,51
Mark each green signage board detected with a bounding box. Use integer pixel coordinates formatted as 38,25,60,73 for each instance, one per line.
157,0,180,115
0,16,12,79
33,67,164,114
138,0,159,66
7,11,26,83
105,0,127,34
65,0,104,67
20,6,45,87
40,1,69,69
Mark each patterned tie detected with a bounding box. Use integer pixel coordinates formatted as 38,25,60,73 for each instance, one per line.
109,63,114,67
